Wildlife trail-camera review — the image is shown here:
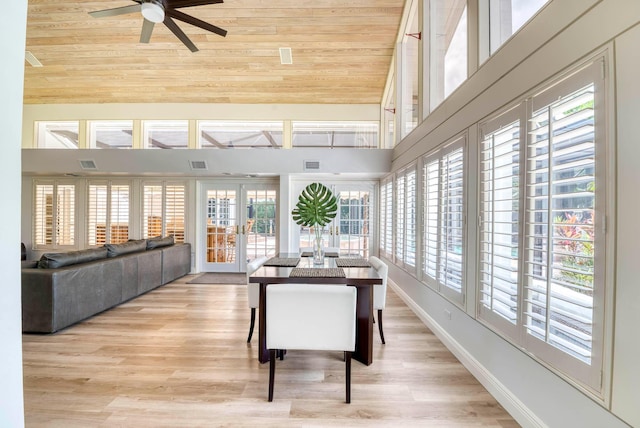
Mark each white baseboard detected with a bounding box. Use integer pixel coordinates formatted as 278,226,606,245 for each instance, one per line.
388,280,547,428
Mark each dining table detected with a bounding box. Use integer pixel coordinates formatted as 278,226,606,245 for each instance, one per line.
249,253,382,366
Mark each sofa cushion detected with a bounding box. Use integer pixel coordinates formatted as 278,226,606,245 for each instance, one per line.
38,247,108,269
22,260,38,269
146,235,175,250
104,239,147,258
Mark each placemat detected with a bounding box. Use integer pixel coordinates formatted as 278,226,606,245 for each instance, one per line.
300,251,340,258
335,258,371,267
289,267,346,278
263,257,300,267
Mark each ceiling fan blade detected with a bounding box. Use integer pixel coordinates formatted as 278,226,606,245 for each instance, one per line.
89,4,141,19
166,9,227,37
167,0,224,8
163,17,199,52
140,19,155,43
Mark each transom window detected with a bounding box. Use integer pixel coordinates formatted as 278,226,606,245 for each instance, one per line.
199,121,282,149
89,121,133,149
292,121,379,148
36,121,79,149
143,120,189,149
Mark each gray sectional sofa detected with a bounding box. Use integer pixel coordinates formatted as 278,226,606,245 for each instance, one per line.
21,237,191,333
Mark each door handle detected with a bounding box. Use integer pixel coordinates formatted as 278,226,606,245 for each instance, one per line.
242,225,246,234
235,225,239,234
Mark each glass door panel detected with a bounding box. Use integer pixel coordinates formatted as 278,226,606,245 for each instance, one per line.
245,188,277,261
296,184,373,258
204,188,238,272
335,189,372,257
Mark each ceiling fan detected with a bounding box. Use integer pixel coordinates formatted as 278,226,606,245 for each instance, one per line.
89,0,227,52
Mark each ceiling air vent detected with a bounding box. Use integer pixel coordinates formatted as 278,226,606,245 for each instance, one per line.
189,160,208,170
279,47,293,65
79,159,97,170
25,51,43,67
303,160,320,171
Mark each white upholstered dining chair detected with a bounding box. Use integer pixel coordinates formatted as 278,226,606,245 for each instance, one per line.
266,283,357,403
246,256,269,343
369,256,389,344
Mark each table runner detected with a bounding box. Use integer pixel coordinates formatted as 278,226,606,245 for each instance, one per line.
289,267,346,278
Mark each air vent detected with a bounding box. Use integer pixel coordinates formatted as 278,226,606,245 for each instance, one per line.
189,160,208,170
279,47,293,65
79,159,97,170
25,51,43,67
303,160,320,171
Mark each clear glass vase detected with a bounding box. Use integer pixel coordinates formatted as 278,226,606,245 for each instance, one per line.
313,226,325,265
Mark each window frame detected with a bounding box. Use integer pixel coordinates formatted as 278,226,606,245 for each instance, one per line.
394,163,418,273
86,180,132,246
476,57,609,394
88,120,134,149
141,181,187,242
198,120,283,149
33,179,77,250
379,177,394,260
291,121,380,149
142,120,189,149
35,121,80,149
421,134,466,306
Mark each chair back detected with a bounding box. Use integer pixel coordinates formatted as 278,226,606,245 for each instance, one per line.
267,284,356,352
369,256,388,310
246,256,269,308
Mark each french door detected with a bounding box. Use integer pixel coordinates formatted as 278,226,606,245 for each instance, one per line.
298,183,373,258
200,182,277,272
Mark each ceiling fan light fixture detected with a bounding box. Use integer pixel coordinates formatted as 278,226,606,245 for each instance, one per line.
141,2,165,23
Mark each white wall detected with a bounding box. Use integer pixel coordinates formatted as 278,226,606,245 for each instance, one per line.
610,23,640,425
1,1,26,427
386,1,639,427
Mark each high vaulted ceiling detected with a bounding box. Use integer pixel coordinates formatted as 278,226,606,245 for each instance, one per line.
24,0,405,105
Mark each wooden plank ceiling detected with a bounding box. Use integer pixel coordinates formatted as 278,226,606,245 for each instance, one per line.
24,0,405,104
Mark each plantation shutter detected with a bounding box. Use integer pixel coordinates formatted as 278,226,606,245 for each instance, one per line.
438,146,464,295
478,108,522,339
165,184,186,243
523,67,602,388
422,137,465,304
56,185,75,246
395,174,406,262
423,159,439,280
88,183,129,245
405,168,417,268
143,184,163,238
381,179,394,258
34,184,54,246
87,184,108,246
34,182,76,248
110,185,130,243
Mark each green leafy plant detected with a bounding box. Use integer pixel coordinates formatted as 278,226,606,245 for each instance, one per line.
291,182,338,228
292,183,337,261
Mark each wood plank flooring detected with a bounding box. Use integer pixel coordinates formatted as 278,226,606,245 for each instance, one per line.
22,275,519,427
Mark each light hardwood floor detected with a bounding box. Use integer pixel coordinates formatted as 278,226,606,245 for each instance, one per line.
22,275,519,427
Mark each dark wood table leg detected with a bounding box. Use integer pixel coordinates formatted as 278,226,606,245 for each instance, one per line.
353,283,373,366
258,282,270,364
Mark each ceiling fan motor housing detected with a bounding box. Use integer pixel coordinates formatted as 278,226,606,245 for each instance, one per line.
141,1,165,23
